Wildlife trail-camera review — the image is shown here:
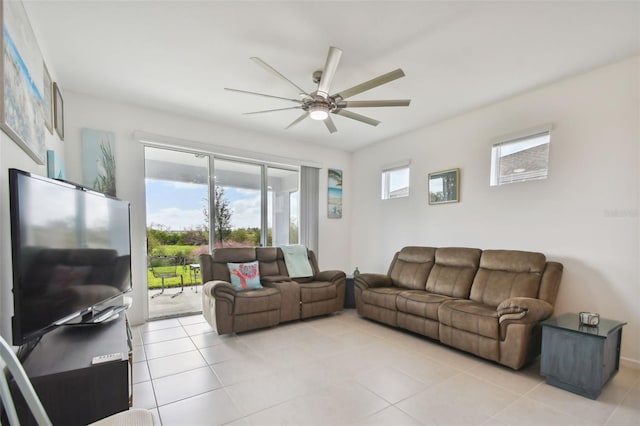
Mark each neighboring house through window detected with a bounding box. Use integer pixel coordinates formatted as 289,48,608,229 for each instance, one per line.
381,162,410,200
490,126,551,186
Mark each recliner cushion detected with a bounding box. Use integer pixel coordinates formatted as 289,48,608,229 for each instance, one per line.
233,287,281,315
389,247,436,290
425,247,481,298
470,250,545,307
299,281,336,303
396,290,455,320
438,299,500,340
361,287,405,310
256,247,288,277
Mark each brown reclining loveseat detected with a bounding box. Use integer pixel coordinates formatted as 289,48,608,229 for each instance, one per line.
200,247,345,334
355,246,563,369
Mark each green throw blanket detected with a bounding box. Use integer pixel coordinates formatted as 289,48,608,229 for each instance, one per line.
280,245,313,278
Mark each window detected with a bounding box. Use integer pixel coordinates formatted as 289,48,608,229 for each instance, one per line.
490,127,551,186
381,165,410,199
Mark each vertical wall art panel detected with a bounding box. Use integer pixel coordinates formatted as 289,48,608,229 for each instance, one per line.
82,128,116,196
42,62,52,134
328,168,342,219
53,81,63,139
46,149,65,179
1,0,45,163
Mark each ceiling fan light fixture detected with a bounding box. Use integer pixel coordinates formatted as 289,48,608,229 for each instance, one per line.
309,103,329,121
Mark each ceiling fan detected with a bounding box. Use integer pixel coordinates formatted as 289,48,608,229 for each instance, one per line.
225,46,411,134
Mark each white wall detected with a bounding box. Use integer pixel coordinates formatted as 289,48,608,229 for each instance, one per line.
351,57,640,363
0,117,63,340
58,92,351,326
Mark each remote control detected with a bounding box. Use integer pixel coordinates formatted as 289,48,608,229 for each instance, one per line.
91,353,122,365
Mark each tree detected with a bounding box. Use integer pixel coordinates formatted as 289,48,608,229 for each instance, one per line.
209,185,232,245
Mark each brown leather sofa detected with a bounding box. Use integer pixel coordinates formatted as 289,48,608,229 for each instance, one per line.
355,246,563,369
200,247,345,334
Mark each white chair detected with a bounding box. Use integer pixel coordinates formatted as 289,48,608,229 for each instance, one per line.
0,336,155,426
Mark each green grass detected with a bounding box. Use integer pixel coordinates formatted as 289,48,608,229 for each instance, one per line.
147,244,205,288
147,265,201,289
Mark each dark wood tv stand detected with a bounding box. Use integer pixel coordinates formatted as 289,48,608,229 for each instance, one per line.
13,313,131,425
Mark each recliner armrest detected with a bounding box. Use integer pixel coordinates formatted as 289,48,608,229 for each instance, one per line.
355,273,392,290
203,280,237,298
497,297,553,324
314,270,346,282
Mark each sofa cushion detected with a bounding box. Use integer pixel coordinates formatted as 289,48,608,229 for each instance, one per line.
299,281,336,303
210,248,257,282
438,299,500,340
256,247,287,278
233,287,281,315
228,261,262,291
361,287,405,310
396,290,455,320
389,247,436,290
426,247,481,298
470,250,545,307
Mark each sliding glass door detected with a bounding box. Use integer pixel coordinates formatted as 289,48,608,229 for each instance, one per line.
144,146,209,319
267,167,299,246
144,145,300,319
211,159,262,248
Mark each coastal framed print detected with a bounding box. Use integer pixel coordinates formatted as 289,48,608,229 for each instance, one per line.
328,168,342,218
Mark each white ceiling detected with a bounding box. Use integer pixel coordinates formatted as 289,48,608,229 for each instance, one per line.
24,1,639,152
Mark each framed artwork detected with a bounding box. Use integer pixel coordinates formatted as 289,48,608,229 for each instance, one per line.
46,150,66,179
43,62,53,134
428,168,460,205
53,82,64,140
0,0,46,164
328,168,342,218
82,128,116,196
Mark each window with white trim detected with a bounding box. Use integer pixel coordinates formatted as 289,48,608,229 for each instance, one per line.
490,128,551,186
381,164,410,200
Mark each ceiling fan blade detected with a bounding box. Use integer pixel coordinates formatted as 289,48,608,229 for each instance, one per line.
285,112,308,129
244,106,303,115
324,115,337,134
225,88,303,104
338,99,411,108
334,109,380,126
250,57,309,96
334,68,406,101
316,46,342,100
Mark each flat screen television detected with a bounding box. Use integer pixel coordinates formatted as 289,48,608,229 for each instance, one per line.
9,168,132,346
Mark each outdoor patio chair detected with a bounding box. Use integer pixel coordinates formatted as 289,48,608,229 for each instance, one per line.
149,256,184,298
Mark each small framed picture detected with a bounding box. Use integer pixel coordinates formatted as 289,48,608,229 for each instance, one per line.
43,63,53,134
428,168,460,205
53,82,64,140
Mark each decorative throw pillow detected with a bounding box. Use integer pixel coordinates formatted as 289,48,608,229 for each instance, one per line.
227,261,262,291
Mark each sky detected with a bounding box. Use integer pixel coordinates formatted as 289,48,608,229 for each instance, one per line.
145,179,261,231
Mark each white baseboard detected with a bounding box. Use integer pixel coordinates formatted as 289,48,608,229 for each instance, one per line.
620,356,640,370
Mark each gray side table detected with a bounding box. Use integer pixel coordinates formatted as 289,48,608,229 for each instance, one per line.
344,276,355,309
540,313,626,399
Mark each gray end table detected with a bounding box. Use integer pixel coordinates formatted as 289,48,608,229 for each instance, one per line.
344,276,355,308
540,313,626,399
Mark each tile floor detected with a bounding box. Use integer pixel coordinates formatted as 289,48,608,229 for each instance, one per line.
130,310,640,426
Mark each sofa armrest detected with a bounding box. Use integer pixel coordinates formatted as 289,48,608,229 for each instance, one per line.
315,270,346,282
203,280,237,299
497,297,554,324
354,273,392,290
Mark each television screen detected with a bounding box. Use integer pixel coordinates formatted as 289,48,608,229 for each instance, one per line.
9,169,132,346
